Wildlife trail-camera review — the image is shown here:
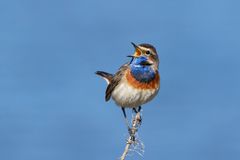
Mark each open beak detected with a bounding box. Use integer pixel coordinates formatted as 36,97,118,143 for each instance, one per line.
127,55,135,64
131,42,139,49
130,42,142,57
127,55,135,58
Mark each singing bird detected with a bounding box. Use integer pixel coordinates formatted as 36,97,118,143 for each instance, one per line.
95,42,160,126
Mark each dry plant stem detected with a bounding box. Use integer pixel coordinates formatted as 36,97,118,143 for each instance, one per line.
120,112,141,160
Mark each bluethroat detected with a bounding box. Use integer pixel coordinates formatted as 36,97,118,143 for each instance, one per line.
96,42,160,128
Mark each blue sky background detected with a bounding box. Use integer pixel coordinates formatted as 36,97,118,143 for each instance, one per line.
0,0,240,159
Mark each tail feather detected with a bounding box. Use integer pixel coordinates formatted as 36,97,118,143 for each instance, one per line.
95,71,113,84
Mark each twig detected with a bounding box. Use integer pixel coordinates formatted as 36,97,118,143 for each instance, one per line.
120,112,142,160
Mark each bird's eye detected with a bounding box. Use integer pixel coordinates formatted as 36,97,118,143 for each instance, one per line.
146,50,151,55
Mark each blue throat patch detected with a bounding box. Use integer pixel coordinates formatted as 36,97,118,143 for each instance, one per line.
130,57,156,83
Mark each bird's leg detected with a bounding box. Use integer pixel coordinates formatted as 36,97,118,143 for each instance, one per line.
121,107,131,133
138,106,141,112
132,106,141,113
133,108,138,114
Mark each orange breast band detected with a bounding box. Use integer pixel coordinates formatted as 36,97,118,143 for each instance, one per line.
126,69,160,89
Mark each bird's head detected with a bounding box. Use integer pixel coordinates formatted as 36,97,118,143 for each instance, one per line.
128,42,159,69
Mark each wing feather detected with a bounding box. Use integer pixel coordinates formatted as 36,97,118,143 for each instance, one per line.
105,64,129,101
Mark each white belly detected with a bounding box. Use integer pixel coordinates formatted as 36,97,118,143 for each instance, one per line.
111,82,159,108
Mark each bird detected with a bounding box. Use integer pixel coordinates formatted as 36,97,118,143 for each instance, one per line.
95,42,160,128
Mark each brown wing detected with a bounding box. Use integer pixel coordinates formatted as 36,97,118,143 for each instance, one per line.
105,63,129,101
